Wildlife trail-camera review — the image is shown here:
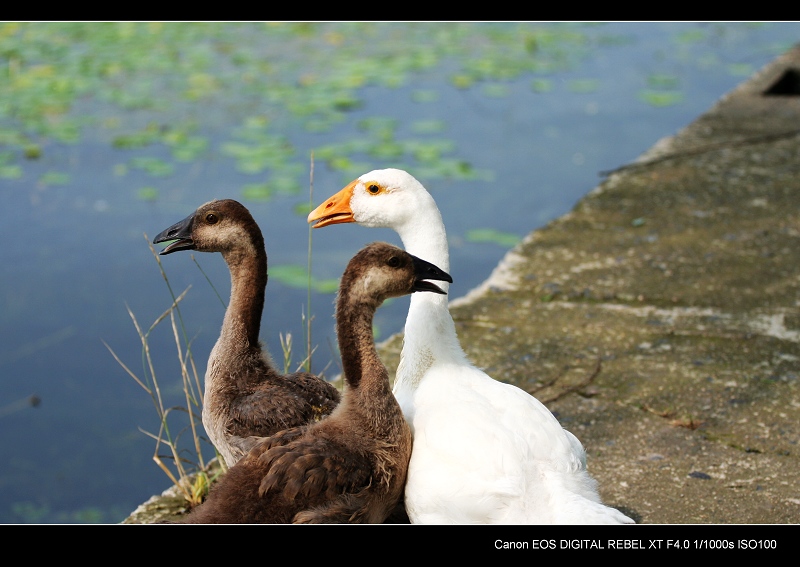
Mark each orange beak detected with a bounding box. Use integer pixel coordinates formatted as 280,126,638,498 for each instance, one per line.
307,179,358,228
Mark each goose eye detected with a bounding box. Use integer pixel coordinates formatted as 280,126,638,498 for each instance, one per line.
367,184,380,195
387,256,400,268
205,212,219,224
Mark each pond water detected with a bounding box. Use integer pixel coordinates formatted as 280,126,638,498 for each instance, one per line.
1,22,798,523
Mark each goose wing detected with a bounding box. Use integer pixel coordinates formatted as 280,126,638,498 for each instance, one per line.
405,362,590,523
226,376,340,440
256,435,374,504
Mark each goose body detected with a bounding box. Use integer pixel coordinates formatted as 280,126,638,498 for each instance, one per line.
308,168,634,524
153,199,340,467
174,242,452,523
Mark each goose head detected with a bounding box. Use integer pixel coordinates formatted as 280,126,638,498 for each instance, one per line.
153,199,262,256
307,168,438,234
342,242,452,305
308,168,450,283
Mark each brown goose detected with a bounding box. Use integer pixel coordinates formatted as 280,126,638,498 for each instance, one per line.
173,241,452,523
153,199,341,468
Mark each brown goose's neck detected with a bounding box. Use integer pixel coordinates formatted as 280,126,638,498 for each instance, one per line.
220,242,267,349
335,294,387,394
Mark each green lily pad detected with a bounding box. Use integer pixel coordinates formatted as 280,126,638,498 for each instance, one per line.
269,265,310,289
410,119,445,134
482,83,510,98
368,141,404,160
23,144,42,159
450,74,475,89
241,183,273,201
112,124,162,149
411,90,439,103
39,171,70,186
465,228,521,247
568,78,600,93
638,90,684,107
137,186,159,201
269,264,339,294
646,74,681,89
675,29,706,43
408,140,455,163
0,164,23,179
531,78,553,92
313,278,340,294
130,157,174,177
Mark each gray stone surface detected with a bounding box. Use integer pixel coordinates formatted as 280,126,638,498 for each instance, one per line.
125,44,800,525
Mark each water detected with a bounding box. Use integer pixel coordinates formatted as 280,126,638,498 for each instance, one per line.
0,22,797,523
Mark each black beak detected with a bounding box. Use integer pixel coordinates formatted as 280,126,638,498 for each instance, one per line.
411,255,452,295
152,212,195,255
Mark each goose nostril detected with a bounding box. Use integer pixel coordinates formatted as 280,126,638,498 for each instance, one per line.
326,202,334,209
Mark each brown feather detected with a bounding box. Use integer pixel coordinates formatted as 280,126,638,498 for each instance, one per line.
173,242,449,523
153,199,340,468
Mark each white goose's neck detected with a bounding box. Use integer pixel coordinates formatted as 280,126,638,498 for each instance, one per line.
397,208,449,287
392,195,466,398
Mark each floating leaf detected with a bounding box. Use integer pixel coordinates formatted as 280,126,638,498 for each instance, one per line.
270,174,302,195
326,156,354,171
638,90,684,107
136,187,159,201
482,83,510,98
269,265,309,289
130,157,174,177
163,130,208,162
184,72,220,101
313,278,340,294
241,183,273,201
331,93,361,111
368,141,404,160
293,202,313,216
410,119,445,134
23,144,42,159
531,78,553,92
465,228,520,247
357,117,397,137
407,140,455,163
39,171,70,186
269,264,339,293
675,29,706,43
450,74,474,89
112,124,162,149
0,163,23,179
568,78,599,93
646,74,680,89
170,138,208,162
415,159,494,182
221,134,294,174
0,128,25,146
47,120,81,144
303,118,337,133
411,89,439,103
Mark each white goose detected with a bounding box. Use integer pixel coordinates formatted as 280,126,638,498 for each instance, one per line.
308,168,634,524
